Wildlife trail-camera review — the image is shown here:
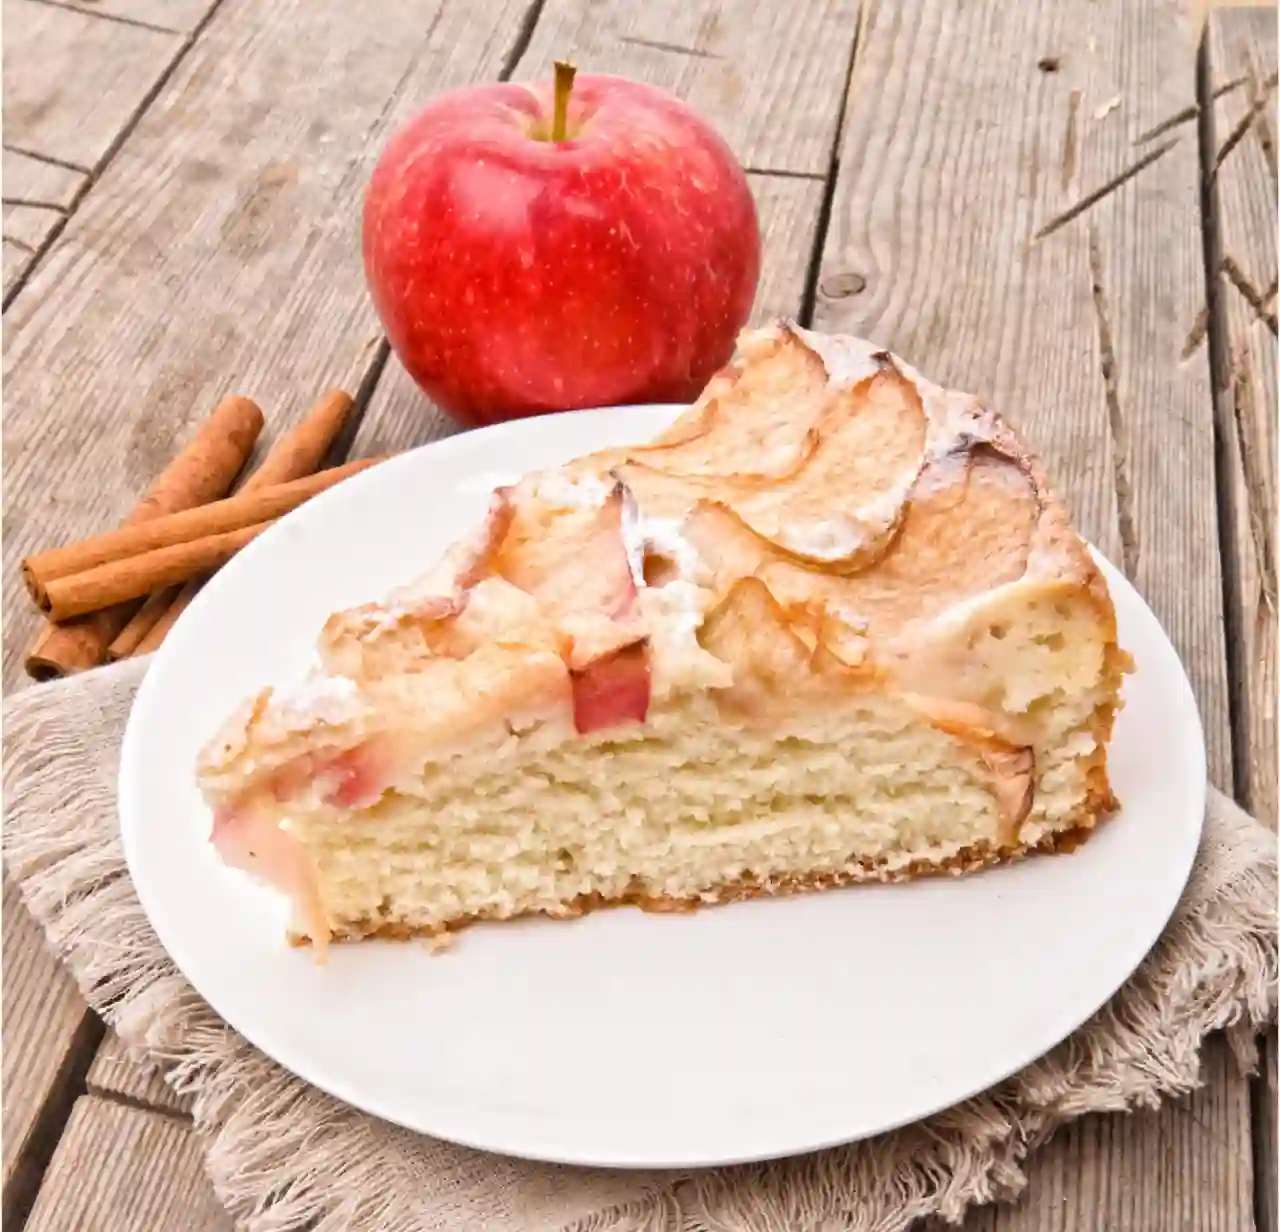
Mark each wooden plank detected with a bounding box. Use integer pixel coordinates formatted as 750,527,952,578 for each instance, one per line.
49,0,218,34
4,237,38,295
2,0,539,1193
918,1039,1254,1231
23,1096,231,1232
811,1,1248,1229
3,147,86,208
2,0,183,170
2,148,88,294
350,171,825,458
1208,5,1277,828
1,0,535,692
1206,12,1279,1232
1,881,98,1227
87,1035,193,1116
3,203,64,253
4,206,61,295
1259,1031,1279,1232
512,0,859,174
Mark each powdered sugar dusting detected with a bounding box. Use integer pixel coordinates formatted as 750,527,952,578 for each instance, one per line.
528,469,613,510
265,673,363,728
789,324,888,389
776,515,871,560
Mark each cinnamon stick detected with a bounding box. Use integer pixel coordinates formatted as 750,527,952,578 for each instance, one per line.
108,390,355,661
105,585,181,661
241,390,355,488
24,457,380,604
41,522,275,622
134,579,201,656
24,395,264,680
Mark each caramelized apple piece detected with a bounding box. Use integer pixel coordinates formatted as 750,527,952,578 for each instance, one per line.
321,490,516,676
496,482,638,622
625,326,833,478
762,445,1041,635
697,576,856,720
571,641,651,733
211,807,330,955
620,367,924,571
265,740,391,810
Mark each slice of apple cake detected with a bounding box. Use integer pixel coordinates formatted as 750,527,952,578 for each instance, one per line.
196,322,1130,954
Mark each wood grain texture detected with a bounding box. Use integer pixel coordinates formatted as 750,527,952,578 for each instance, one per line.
512,0,860,174
23,1097,232,1232
812,0,1248,1228
919,1039,1254,1232
350,171,825,459
87,1035,193,1115
44,0,218,33
4,238,39,295
3,147,86,207
1258,1030,1279,1232
3,203,64,249
2,149,86,293
3,0,537,1206
1206,14,1278,1232
4,206,62,295
1208,5,1277,829
2,0,534,693
2,0,182,170
1,879,99,1226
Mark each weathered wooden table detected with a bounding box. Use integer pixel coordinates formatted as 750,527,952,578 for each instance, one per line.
3,0,1275,1227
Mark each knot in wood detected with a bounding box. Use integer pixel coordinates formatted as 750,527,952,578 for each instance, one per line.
819,271,867,300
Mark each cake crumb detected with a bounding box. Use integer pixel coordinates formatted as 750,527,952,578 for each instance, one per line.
424,931,456,955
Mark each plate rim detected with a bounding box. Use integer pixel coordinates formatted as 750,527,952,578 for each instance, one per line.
118,404,1207,1169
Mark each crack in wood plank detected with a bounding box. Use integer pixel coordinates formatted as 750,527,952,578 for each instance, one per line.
81,1086,191,1126
741,166,826,180
1,144,90,174
2,197,71,213
23,0,181,34
1134,101,1199,145
797,0,865,327
2,0,232,312
1181,305,1210,360
0,994,104,1232
321,339,392,469
501,0,548,76
1222,254,1280,334
1087,221,1139,577
1062,88,1082,190
1211,69,1278,180
1034,136,1179,240
2,234,38,253
616,34,719,58
1214,72,1250,100
1229,337,1279,614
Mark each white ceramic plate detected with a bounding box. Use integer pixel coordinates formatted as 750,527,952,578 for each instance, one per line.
120,405,1206,1169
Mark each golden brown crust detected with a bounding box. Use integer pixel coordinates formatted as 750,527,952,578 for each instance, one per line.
204,321,1127,802
294,802,1116,948
204,322,1129,954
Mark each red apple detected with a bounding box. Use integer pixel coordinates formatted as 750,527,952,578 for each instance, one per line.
362,65,761,428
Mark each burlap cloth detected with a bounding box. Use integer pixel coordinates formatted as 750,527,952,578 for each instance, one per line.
3,656,1276,1232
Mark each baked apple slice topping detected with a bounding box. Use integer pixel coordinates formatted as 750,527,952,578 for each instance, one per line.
210,807,329,954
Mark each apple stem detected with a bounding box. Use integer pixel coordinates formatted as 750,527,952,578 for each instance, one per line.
552,60,576,143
